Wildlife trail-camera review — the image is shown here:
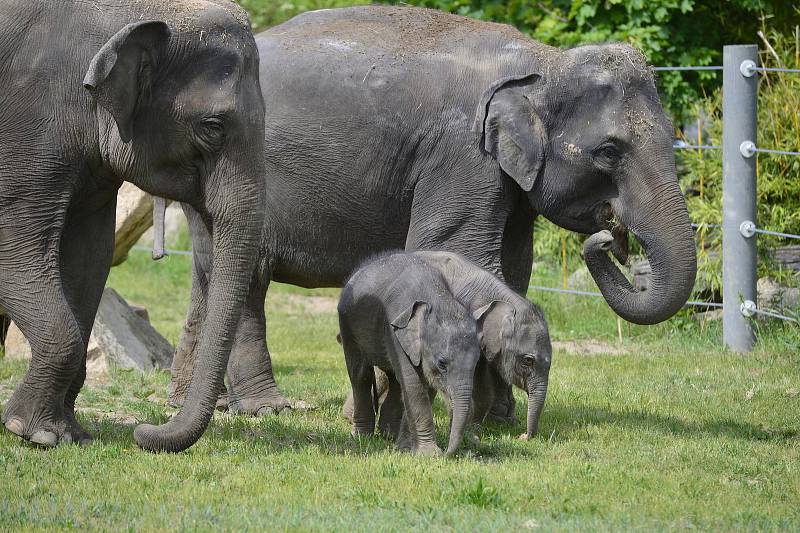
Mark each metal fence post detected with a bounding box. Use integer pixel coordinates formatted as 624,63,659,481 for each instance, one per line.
722,45,758,352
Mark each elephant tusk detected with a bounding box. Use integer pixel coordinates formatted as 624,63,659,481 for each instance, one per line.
152,196,168,261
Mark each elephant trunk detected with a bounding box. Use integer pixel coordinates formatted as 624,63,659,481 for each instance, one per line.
525,373,549,438
445,385,472,457
584,175,697,325
134,161,265,453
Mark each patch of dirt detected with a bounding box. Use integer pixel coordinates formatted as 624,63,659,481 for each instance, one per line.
553,340,628,356
271,294,338,315
76,407,139,426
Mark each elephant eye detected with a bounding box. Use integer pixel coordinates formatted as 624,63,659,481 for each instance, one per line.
520,354,536,367
435,354,448,372
197,116,226,150
593,143,622,168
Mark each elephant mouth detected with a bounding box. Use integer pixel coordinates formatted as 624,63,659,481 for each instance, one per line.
595,203,629,266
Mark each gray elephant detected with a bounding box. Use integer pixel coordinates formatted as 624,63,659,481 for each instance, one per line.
345,250,552,440
169,6,696,429
0,1,266,452
338,252,481,456
417,251,552,440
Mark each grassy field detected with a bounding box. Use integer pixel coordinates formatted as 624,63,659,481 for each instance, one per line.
1,249,799,531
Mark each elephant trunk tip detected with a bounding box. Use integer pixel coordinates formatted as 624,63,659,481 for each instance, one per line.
133,414,209,453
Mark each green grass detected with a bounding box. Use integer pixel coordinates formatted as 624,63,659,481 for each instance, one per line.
1,250,799,530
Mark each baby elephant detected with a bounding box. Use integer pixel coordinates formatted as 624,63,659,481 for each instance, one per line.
415,251,552,440
338,252,481,456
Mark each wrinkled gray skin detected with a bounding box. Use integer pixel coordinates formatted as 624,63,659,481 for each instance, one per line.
170,6,696,426
338,252,481,456
417,251,552,440
0,1,266,452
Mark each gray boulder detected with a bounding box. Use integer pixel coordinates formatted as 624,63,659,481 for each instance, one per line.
90,288,173,371
1,288,172,372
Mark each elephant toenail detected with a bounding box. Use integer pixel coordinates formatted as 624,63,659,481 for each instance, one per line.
277,407,292,417
29,430,58,447
5,418,24,437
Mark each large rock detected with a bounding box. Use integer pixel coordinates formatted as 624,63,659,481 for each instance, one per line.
3,321,31,360
773,246,800,272
1,288,172,372
757,277,799,313
90,288,173,371
113,183,156,266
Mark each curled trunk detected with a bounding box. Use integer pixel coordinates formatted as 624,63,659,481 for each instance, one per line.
584,181,697,325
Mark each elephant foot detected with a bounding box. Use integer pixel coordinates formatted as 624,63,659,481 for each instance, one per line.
229,390,292,417
2,392,87,447
350,426,374,438
412,442,443,457
485,396,518,425
64,408,93,446
215,392,229,412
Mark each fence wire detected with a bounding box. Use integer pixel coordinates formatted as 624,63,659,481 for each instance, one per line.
749,307,800,323
652,66,723,71
751,146,800,157
749,67,800,74
131,245,193,256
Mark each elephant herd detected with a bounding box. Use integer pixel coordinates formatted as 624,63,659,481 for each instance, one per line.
0,1,696,454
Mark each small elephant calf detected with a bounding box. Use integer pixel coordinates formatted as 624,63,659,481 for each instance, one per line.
338,252,481,456
416,251,552,439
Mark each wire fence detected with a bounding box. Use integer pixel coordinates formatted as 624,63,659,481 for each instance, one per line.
130,44,800,344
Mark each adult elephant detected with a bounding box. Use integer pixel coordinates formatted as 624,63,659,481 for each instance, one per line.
169,6,697,425
0,0,266,453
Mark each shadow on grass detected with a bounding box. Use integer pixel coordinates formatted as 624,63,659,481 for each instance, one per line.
541,403,797,443
59,394,795,459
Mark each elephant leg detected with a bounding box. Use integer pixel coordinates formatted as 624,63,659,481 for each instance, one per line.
396,363,440,456
405,169,518,425
167,206,211,407
0,206,106,446
377,372,403,439
226,274,290,416
343,367,389,422
60,201,117,445
480,199,536,426
471,358,494,425
485,366,518,425
340,328,375,436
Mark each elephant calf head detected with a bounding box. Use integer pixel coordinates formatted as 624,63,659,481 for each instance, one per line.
474,301,552,438
392,300,481,456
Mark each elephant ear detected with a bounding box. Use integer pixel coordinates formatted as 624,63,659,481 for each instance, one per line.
473,73,547,192
390,301,429,367
83,21,171,142
473,300,516,358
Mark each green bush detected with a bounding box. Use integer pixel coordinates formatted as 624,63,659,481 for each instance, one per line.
680,28,800,293
236,0,370,31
